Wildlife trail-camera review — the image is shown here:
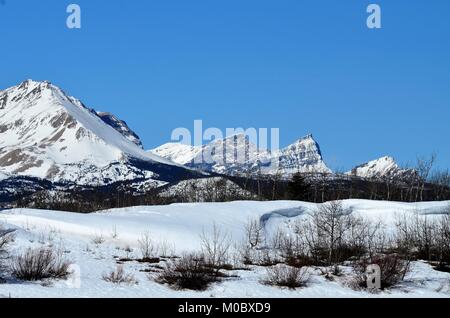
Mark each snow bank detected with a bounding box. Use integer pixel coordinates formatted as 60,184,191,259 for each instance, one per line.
2,200,449,252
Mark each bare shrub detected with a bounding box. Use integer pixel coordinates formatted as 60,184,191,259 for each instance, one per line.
0,227,15,280
11,247,71,281
155,253,219,291
91,233,105,245
103,265,137,285
0,228,15,252
200,224,231,271
264,264,309,289
138,231,158,261
355,254,411,290
435,213,450,269
245,219,264,249
158,240,176,258
237,242,254,265
394,211,443,262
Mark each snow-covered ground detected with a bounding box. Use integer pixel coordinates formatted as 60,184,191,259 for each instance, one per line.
0,200,449,298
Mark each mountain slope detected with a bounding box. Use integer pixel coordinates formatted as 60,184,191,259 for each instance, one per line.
95,112,143,149
347,156,415,179
0,80,199,185
150,134,331,176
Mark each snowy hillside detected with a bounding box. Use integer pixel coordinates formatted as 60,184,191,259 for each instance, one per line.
151,143,202,165
347,156,415,180
0,80,199,186
0,200,449,298
160,177,256,201
150,134,331,177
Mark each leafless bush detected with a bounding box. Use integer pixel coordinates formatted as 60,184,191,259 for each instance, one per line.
273,231,312,268
103,265,137,285
394,211,447,262
158,240,176,258
138,231,158,261
435,213,450,268
0,227,15,280
11,247,71,281
200,224,231,271
237,242,254,265
155,253,219,291
264,264,309,289
91,233,105,245
0,228,15,252
245,219,264,249
354,254,411,290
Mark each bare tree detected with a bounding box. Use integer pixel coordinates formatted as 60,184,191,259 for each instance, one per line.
430,169,450,201
244,219,264,249
416,154,436,201
311,201,353,265
200,223,231,271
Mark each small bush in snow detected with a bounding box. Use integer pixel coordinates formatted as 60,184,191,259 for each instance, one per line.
155,253,220,291
354,254,411,290
11,247,71,281
138,231,158,261
263,264,309,289
91,234,105,245
103,265,137,285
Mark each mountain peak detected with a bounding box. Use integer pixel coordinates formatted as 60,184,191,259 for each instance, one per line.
17,79,53,91
347,156,415,179
0,80,184,185
290,134,318,148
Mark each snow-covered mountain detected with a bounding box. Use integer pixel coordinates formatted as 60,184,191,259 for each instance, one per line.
347,156,415,180
0,80,199,186
269,134,331,175
150,134,331,177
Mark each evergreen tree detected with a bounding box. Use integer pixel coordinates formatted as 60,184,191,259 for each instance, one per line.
287,173,310,201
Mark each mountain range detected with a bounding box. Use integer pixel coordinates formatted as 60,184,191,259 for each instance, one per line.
150,134,331,176
0,80,412,191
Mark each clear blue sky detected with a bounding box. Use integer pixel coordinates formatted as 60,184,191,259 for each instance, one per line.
1,0,449,171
